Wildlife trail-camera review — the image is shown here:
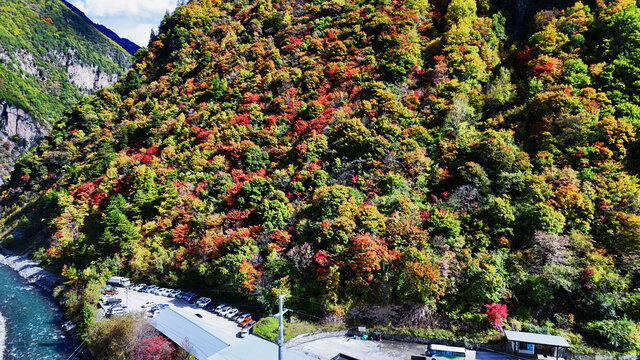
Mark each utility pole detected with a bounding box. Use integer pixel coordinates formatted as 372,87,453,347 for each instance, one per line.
274,293,291,360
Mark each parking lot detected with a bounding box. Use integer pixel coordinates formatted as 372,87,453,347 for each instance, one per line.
101,285,308,360
102,287,255,339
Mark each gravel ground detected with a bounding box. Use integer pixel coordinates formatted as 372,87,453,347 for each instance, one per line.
290,336,427,360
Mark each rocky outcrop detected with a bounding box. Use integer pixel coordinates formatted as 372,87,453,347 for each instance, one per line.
0,100,49,181
0,100,48,147
0,44,125,178
67,62,119,92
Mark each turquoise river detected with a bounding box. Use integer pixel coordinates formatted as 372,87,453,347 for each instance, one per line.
0,263,74,359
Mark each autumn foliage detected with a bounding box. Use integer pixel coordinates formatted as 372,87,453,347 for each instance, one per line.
3,0,640,351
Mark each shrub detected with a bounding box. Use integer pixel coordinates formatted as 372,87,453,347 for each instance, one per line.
583,318,640,351
253,317,279,342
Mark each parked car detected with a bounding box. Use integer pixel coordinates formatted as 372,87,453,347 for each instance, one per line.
243,320,256,329
179,291,195,300
144,285,158,293
152,287,165,295
235,313,251,323
225,308,239,319
169,289,181,297
103,288,118,295
215,305,230,315
133,284,146,291
187,294,199,304
203,302,218,312
141,302,156,309
240,322,255,338
150,304,169,312
196,297,211,308
219,307,233,317
105,298,123,306
239,317,253,327
110,306,126,316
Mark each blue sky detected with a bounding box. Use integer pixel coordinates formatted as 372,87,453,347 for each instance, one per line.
69,0,180,47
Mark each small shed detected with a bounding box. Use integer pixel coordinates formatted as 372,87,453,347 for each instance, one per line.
504,330,570,358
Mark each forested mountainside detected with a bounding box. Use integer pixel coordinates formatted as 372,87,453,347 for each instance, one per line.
2,0,640,352
0,0,131,178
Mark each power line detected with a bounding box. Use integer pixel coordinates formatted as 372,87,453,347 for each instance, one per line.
65,339,87,360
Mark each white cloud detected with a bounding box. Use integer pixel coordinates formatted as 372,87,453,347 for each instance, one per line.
70,0,178,17
69,0,180,46
119,23,156,48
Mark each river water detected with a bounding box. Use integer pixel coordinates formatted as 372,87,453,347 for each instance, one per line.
0,263,74,359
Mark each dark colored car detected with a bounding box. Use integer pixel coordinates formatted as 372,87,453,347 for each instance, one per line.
180,291,195,300
204,302,219,312
105,298,123,305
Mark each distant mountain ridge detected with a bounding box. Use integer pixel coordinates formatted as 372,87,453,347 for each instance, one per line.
0,0,131,179
59,0,141,55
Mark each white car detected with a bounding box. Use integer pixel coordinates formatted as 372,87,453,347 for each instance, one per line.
236,313,251,323
225,308,239,319
196,297,211,308
159,288,171,296
169,289,181,297
110,306,126,316
133,284,146,291
141,302,156,309
216,305,230,315
153,287,165,295
145,285,158,293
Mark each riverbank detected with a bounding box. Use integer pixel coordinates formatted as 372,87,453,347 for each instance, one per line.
0,247,81,359
0,248,62,294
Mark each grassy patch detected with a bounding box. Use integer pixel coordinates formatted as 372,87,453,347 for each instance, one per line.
253,316,347,342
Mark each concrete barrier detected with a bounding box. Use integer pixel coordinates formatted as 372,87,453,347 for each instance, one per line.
286,330,351,347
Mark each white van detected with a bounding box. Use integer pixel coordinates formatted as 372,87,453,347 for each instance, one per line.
425,344,476,360
107,276,131,287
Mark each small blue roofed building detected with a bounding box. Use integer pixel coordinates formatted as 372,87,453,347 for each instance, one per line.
504,330,570,359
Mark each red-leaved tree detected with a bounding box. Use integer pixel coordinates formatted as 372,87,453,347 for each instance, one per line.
485,303,509,329
131,335,176,360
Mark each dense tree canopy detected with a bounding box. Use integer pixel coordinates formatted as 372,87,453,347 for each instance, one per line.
2,0,640,353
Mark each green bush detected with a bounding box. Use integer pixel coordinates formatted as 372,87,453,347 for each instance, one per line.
253,317,279,342
583,318,640,351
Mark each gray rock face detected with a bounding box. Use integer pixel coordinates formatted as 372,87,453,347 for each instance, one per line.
0,100,48,146
67,62,119,92
0,100,49,181
0,45,126,179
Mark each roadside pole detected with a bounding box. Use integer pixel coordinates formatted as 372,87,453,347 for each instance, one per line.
275,293,291,360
